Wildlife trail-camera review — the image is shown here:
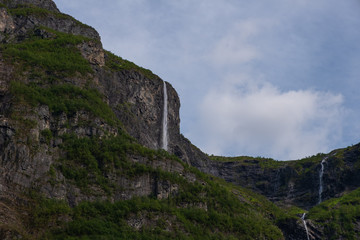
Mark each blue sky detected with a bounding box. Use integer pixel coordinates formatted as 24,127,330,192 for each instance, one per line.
54,0,360,160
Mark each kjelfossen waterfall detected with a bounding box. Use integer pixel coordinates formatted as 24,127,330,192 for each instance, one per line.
162,81,168,151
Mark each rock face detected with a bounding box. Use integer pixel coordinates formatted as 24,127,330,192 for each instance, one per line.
0,8,15,34
0,0,209,169
0,0,217,230
0,0,205,235
207,145,360,210
0,0,99,42
208,159,322,209
3,0,59,12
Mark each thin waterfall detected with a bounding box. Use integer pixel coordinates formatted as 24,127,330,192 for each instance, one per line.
300,155,333,239
301,213,310,240
318,157,327,204
161,81,168,151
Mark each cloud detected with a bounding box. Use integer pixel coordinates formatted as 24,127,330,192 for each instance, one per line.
191,76,345,160
209,20,262,66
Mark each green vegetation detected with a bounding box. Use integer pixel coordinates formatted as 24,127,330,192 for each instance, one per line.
210,155,282,169
1,28,92,77
10,82,118,125
10,114,37,129
57,133,154,193
29,193,71,230
105,50,158,80
27,167,287,239
210,155,274,162
7,3,95,31
308,188,360,239
9,4,57,17
26,195,280,240
210,152,329,174
28,130,289,239
40,129,53,144
285,153,326,174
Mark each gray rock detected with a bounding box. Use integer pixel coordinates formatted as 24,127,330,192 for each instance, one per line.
2,0,60,12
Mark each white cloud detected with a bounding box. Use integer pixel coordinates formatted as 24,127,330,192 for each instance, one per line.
210,20,263,66
192,77,345,160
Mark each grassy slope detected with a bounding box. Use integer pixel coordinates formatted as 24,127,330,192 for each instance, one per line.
308,188,360,239
210,153,326,170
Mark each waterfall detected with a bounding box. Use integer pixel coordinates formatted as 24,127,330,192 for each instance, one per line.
318,157,327,204
161,81,168,151
302,213,310,240
299,155,330,239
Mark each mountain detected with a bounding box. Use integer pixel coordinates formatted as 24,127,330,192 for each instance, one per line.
0,0,360,239
209,144,360,210
209,144,360,239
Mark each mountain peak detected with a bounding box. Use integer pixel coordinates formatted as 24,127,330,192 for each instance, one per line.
1,0,59,12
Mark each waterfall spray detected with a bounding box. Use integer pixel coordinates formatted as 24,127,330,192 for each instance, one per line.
161,81,168,151
301,213,310,240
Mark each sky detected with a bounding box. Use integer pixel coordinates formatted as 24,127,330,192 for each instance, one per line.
54,0,360,160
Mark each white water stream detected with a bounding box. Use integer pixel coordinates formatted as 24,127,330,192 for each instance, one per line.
161,81,168,151
318,157,327,205
301,213,310,240
318,158,326,204
300,155,329,239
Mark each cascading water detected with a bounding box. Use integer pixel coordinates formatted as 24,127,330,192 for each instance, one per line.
300,154,335,239
161,81,168,151
301,213,310,240
318,156,328,204
300,156,329,239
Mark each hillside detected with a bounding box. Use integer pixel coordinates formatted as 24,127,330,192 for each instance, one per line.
0,0,360,239
0,1,296,239
209,144,360,239
209,144,360,210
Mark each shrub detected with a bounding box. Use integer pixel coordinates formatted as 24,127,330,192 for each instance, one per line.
2,29,92,77
10,82,117,125
41,129,53,144
104,50,158,80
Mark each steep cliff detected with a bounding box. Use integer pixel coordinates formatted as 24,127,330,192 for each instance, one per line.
0,1,291,239
209,144,360,211
0,0,211,168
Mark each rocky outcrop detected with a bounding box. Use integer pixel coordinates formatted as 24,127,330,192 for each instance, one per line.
278,216,322,240
1,0,59,12
206,145,360,210
0,0,100,43
79,41,105,66
93,53,212,170
0,8,15,35
208,159,320,209
96,68,167,150
0,0,59,12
